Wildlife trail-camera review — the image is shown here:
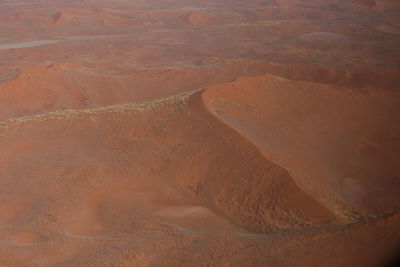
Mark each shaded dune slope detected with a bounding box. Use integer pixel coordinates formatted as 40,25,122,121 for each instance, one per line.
203,74,400,220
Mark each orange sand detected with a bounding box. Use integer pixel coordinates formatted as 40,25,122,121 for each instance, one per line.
0,0,399,266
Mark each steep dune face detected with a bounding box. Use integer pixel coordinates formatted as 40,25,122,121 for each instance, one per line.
203,74,400,219
189,91,338,230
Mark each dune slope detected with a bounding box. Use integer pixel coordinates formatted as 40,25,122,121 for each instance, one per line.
0,76,399,265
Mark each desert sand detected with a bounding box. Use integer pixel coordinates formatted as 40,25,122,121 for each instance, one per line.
0,0,399,266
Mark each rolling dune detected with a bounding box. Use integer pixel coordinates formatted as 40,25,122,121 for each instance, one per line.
0,84,398,265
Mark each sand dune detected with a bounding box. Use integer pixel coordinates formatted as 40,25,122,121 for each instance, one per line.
203,74,400,218
186,11,229,25
0,81,398,265
0,0,399,266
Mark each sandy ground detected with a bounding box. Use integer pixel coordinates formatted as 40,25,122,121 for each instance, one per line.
0,0,399,266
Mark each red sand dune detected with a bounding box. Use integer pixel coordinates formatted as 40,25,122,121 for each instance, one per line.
0,0,399,266
203,74,400,218
372,0,400,12
186,11,229,25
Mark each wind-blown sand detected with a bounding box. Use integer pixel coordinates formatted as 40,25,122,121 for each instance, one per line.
0,0,399,266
